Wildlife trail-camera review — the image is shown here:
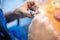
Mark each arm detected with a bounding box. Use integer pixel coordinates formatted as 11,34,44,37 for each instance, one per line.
5,1,38,23
5,2,30,23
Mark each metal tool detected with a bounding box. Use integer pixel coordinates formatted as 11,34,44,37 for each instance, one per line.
30,10,36,16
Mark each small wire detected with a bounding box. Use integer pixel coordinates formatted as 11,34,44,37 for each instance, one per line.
30,10,36,16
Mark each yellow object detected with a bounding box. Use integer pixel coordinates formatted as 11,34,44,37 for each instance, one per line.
39,0,60,36
47,6,56,13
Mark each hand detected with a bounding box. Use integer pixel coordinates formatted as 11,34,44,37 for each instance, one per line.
14,1,34,18
15,0,39,18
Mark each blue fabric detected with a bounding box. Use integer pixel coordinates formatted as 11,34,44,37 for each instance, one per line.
0,9,27,40
0,8,7,30
8,32,15,40
9,26,27,40
0,8,14,40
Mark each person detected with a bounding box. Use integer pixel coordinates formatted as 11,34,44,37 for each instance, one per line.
0,0,38,40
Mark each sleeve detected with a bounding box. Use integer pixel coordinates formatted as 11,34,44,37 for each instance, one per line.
0,8,12,40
